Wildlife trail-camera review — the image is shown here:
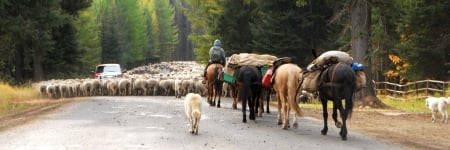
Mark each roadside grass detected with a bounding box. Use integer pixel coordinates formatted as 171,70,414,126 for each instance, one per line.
299,96,448,113
0,82,41,116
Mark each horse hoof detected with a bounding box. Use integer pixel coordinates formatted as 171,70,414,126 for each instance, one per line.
277,121,282,125
335,122,342,128
293,123,298,128
243,119,247,123
341,135,347,141
321,130,327,135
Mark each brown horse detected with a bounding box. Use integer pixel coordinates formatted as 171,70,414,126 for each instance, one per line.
273,63,303,129
205,63,224,107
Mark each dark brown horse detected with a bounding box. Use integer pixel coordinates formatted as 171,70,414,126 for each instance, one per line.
235,65,262,123
205,63,224,107
316,62,355,140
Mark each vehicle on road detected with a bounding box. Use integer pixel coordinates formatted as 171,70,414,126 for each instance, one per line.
93,64,125,79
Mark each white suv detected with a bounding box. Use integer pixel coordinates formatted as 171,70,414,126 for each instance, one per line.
93,64,124,79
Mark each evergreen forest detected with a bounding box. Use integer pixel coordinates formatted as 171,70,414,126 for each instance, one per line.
0,0,448,84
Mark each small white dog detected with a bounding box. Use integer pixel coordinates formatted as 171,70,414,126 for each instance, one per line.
184,93,202,134
425,96,449,123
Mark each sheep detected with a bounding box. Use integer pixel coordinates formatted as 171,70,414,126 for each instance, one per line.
59,84,70,98
180,79,195,97
159,79,175,96
39,84,48,97
222,82,230,97
46,84,57,99
147,78,159,96
174,78,182,98
133,78,148,96
193,78,206,96
184,93,202,135
425,96,449,123
107,80,118,96
118,79,132,96
81,80,94,97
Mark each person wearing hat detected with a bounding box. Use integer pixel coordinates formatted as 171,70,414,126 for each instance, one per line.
203,39,226,78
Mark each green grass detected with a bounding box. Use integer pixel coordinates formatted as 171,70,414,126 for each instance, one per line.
0,82,41,115
296,96,449,113
378,97,429,112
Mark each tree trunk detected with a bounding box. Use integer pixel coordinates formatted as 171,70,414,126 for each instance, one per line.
350,0,386,108
14,47,24,84
33,49,45,81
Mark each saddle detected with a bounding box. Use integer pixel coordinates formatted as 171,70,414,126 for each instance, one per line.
270,57,293,85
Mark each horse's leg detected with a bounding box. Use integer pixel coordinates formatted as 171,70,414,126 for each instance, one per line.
212,89,216,107
276,93,282,125
337,99,347,140
257,97,263,117
320,97,329,135
231,84,238,109
241,80,251,123
217,87,222,108
333,100,342,128
242,96,248,123
249,96,256,120
266,88,271,113
279,92,289,129
284,99,290,129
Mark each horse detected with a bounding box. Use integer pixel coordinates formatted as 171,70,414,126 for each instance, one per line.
256,87,272,117
272,63,303,129
205,63,224,107
235,65,262,123
316,62,355,140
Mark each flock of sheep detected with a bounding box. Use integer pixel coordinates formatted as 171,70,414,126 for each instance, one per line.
35,61,214,99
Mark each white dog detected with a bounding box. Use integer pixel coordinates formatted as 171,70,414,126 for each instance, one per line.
184,93,202,134
425,96,449,123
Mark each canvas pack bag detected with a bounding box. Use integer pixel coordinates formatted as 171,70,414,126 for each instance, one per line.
355,71,367,91
301,70,321,92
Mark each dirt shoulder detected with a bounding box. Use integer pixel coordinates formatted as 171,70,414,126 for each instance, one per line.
302,108,450,150
0,99,75,132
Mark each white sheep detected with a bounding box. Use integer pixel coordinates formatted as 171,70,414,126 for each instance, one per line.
147,78,159,96
133,78,148,96
425,96,449,123
181,79,195,96
184,93,202,135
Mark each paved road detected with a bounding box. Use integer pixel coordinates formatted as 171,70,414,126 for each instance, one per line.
0,96,404,150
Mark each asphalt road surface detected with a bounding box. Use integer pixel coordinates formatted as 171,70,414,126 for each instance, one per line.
0,96,404,150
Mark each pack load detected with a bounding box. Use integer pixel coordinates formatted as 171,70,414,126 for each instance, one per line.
306,50,353,72
223,53,278,83
227,53,278,67
302,50,366,92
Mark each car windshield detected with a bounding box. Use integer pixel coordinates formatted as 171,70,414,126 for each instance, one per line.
96,65,121,73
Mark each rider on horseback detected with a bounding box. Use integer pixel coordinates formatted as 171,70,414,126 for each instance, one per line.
203,39,226,77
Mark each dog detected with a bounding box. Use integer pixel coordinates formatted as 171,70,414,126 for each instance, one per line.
184,93,202,134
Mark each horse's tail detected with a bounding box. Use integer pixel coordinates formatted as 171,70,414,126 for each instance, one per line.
288,70,302,116
213,66,223,92
347,94,354,119
347,77,356,119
